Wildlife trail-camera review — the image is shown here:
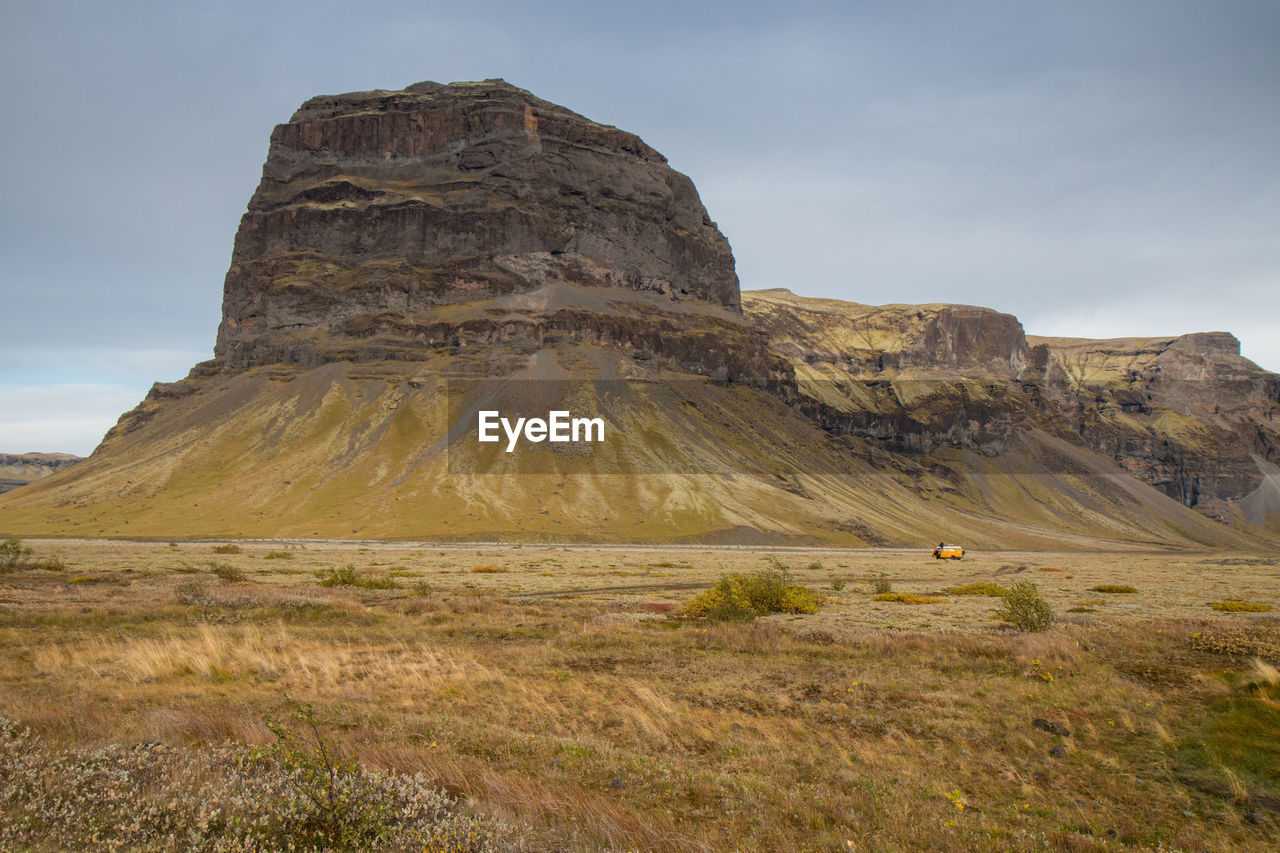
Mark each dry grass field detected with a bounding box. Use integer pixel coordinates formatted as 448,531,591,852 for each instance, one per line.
1,538,1278,850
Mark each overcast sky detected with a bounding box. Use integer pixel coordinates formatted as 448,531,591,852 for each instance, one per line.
2,0,1277,455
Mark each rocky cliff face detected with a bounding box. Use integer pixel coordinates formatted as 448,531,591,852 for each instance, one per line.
743,289,1034,453
0,453,83,494
745,288,1280,526
215,79,744,372
1028,332,1280,522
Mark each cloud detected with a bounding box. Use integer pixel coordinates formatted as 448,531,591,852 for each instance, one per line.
0,383,146,457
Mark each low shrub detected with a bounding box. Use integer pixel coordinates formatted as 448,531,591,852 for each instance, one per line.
1210,600,1272,613
1089,584,1137,594
1190,622,1280,659
0,539,33,572
1037,567,1066,573
470,565,505,573
263,551,294,560
873,592,947,604
872,578,893,595
212,544,242,554
211,563,248,583
685,569,822,621
319,565,398,589
174,579,212,606
997,582,1055,632
945,583,1009,597
0,715,513,851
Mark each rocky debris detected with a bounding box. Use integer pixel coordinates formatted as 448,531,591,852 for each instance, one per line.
1032,718,1071,737
0,453,83,494
1049,744,1068,759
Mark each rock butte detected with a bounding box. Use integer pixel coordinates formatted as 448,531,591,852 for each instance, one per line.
0,80,1277,544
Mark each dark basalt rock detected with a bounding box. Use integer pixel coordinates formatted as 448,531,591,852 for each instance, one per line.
215,79,741,369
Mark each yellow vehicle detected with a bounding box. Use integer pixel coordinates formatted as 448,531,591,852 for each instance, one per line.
932,544,965,560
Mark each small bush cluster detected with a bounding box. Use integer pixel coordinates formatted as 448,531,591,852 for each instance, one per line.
996,582,1055,632
0,714,515,852
174,579,214,606
872,578,893,595
1189,622,1280,660
684,569,822,621
263,551,294,560
1,538,64,572
0,539,32,571
1209,600,1272,613
319,565,398,589
212,544,242,555
1089,584,1137,594
945,583,1009,597
210,563,248,583
470,565,506,574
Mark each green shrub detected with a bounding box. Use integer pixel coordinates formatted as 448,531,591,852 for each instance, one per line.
0,539,33,572
211,563,248,583
830,578,846,592
34,555,65,571
266,697,400,847
685,569,822,621
319,565,397,590
2,540,66,572
264,551,294,560
997,582,1055,632
174,579,211,606
1089,584,1137,594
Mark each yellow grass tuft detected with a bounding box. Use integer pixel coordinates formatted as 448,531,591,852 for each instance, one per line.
944,583,1008,597
873,592,947,604
1209,600,1271,613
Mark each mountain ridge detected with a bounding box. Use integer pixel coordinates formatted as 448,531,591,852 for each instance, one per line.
1,80,1276,545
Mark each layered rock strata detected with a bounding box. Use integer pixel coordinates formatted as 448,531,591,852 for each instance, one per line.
215,79,747,374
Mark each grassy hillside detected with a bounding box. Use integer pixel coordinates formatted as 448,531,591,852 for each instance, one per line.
0,344,1261,549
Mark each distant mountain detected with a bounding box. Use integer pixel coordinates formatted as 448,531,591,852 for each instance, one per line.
0,453,83,494
1,80,1274,545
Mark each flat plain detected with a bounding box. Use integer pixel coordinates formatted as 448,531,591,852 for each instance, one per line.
1,538,1278,851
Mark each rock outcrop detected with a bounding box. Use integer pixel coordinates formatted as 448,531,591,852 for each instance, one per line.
744,289,1280,526
1028,332,1280,521
215,79,743,372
